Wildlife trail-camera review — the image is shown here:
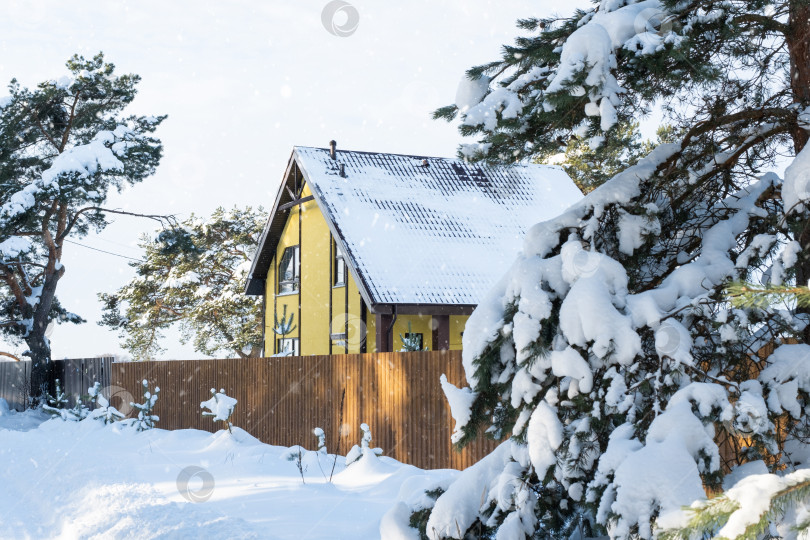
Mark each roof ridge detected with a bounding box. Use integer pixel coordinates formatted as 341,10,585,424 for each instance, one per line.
293,145,548,168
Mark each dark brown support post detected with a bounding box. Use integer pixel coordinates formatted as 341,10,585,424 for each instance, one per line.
344,270,349,354
273,254,277,355
360,298,367,354
375,313,393,352
260,287,266,357
297,163,302,354
432,315,450,351
329,236,333,355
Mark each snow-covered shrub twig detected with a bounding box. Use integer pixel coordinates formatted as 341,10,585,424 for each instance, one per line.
346,423,383,465
330,388,346,482
284,446,308,484
314,427,327,453
312,427,329,480
201,388,237,433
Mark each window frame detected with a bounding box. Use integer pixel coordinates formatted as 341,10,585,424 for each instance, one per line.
277,337,300,356
278,245,300,294
333,243,346,287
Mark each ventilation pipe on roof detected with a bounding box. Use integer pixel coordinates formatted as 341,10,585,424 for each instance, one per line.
329,140,337,160
421,159,429,167
339,163,346,178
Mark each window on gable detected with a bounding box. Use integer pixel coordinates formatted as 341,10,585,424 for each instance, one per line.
334,244,346,287
278,245,300,294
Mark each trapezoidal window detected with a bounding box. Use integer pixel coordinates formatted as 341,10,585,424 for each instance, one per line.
334,243,346,287
278,245,300,294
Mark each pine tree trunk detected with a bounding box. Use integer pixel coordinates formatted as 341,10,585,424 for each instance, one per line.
27,269,60,399
788,0,810,342
788,0,810,154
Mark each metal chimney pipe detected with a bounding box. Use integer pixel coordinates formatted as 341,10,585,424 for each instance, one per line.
329,140,337,160
339,163,346,178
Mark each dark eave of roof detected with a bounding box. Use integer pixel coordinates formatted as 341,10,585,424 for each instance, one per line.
244,152,298,296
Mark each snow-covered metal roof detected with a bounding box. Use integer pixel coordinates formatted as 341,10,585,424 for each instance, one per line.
285,146,582,307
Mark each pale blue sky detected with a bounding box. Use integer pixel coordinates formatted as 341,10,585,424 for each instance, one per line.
1,0,589,359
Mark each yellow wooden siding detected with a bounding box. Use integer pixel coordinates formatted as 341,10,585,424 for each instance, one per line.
265,196,301,355
264,181,470,355
346,268,364,353
300,184,331,355
390,314,433,351
366,308,376,353
450,315,468,350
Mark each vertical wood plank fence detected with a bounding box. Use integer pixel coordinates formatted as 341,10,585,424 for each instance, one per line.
110,351,498,470
54,357,113,407
0,361,30,411
0,357,112,411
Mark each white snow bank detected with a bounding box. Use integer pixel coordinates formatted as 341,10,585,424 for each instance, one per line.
0,417,454,539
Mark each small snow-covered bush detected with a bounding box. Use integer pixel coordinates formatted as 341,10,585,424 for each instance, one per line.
200,388,237,433
124,379,159,431
313,427,327,454
42,379,87,421
346,423,383,465
87,382,125,424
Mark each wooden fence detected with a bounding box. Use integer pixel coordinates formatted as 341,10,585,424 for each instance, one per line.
55,357,113,407
0,357,113,411
0,360,30,411
110,351,498,470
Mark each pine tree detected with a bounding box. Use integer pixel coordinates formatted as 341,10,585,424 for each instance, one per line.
399,321,428,352
411,1,810,538
127,379,158,431
87,381,124,424
98,206,266,360
0,53,166,397
535,121,659,194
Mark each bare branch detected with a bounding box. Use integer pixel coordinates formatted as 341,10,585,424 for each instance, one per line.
59,207,178,242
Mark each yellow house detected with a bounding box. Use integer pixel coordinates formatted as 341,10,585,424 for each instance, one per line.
244,142,581,355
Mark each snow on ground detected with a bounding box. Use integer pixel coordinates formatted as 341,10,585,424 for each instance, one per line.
0,399,48,432
0,411,456,539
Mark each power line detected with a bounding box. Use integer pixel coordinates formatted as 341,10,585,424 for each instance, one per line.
63,239,143,261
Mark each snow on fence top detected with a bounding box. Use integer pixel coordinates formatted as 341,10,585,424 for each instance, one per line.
293,146,582,306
